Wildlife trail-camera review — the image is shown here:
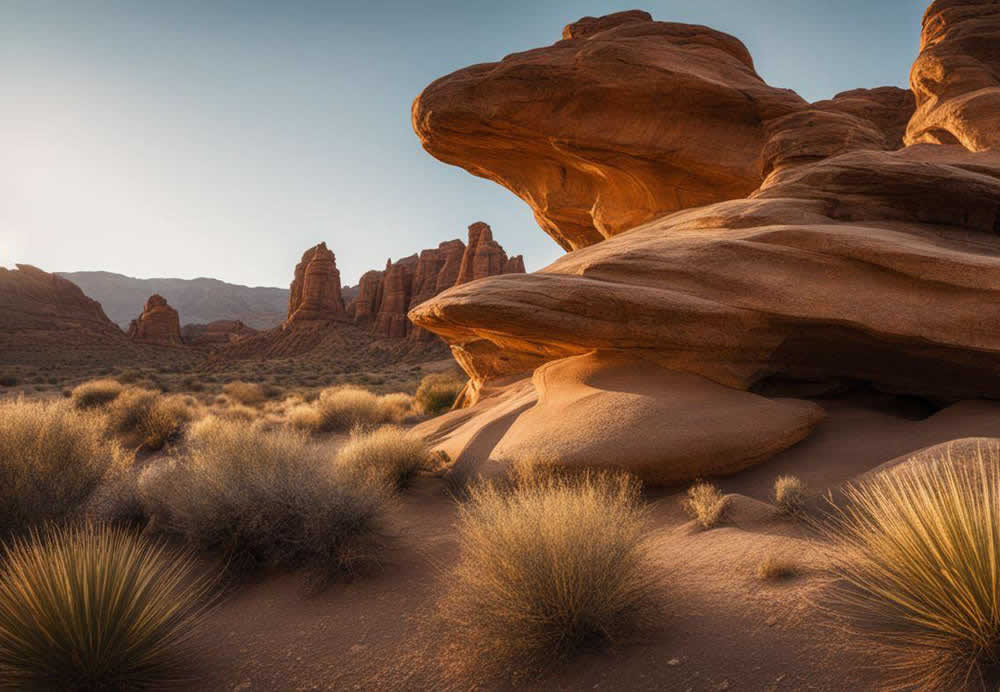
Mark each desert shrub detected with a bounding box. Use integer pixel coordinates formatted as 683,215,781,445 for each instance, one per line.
104,389,192,451
287,385,380,434
0,524,214,689
336,426,431,489
70,377,123,409
141,417,387,577
414,372,465,416
682,481,728,529
774,475,807,515
376,392,415,423
439,472,659,676
117,368,144,384
821,446,1000,690
0,376,17,387
217,403,259,422
181,375,205,392
222,380,266,405
756,555,798,581
0,399,128,537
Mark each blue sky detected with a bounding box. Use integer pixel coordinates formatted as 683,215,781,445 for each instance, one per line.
1,1,925,287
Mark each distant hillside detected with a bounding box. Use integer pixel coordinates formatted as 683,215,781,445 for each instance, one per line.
58,271,291,330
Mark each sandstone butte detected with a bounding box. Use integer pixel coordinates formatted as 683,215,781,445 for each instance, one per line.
126,294,185,346
283,242,349,328
408,0,1000,485
344,221,524,340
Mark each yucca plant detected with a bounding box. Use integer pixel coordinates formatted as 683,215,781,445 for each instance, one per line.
0,524,215,690
822,443,1000,691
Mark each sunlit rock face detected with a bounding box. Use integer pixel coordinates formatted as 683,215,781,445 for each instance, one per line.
127,294,184,346
412,10,807,250
409,3,1000,484
906,0,1000,151
284,242,348,327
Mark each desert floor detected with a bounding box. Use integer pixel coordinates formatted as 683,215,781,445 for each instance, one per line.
186,393,1000,691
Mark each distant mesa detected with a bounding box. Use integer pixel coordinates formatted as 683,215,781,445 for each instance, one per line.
127,294,185,346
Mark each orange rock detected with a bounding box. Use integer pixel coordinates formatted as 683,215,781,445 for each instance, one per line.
127,294,184,346
373,256,418,339
181,320,257,348
906,0,1000,151
284,242,347,327
455,222,514,285
0,264,121,336
412,12,805,249
347,269,385,323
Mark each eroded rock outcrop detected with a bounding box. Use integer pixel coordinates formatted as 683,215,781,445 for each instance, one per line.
284,242,347,327
127,294,184,346
345,223,524,340
412,11,806,249
410,2,1000,484
906,0,1000,150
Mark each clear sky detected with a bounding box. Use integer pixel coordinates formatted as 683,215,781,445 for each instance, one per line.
1,0,925,287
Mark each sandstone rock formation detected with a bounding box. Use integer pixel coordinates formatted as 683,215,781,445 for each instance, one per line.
906,0,1000,151
412,11,806,250
181,320,258,348
345,222,524,340
284,242,347,328
409,2,1000,484
127,294,184,346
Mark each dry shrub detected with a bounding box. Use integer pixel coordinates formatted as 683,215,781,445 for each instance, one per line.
0,524,214,689
756,555,798,581
336,426,431,489
376,392,415,424
682,481,728,529
104,389,193,451
439,472,660,677
70,378,123,409
414,372,465,416
774,475,807,515
140,417,388,578
821,444,1000,690
221,380,266,406
216,403,259,422
0,399,128,537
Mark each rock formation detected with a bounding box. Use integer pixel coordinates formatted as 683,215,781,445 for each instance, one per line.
345,223,524,340
127,294,184,346
181,320,258,348
284,242,347,328
409,1,1000,484
412,10,806,250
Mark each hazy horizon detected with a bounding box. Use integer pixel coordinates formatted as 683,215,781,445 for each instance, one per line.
3,0,925,287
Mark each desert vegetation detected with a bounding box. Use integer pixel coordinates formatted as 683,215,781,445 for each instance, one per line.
103,387,193,451
0,398,128,537
0,524,214,689
682,481,728,529
140,417,389,578
756,555,798,581
70,377,123,409
774,475,807,515
414,371,465,415
822,445,1000,690
336,425,432,488
438,471,660,677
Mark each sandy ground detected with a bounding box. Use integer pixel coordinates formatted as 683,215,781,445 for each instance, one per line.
193,395,1000,691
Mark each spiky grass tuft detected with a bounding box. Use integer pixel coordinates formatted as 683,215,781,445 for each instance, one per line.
822,442,1000,691
0,524,214,690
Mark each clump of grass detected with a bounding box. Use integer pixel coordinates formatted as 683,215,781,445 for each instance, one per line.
0,524,215,689
221,380,266,406
70,378,123,409
376,392,415,424
682,481,728,529
0,399,128,537
336,426,431,489
756,555,798,581
439,472,659,677
141,417,388,578
774,475,807,515
414,372,465,416
104,389,192,451
821,444,1000,690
